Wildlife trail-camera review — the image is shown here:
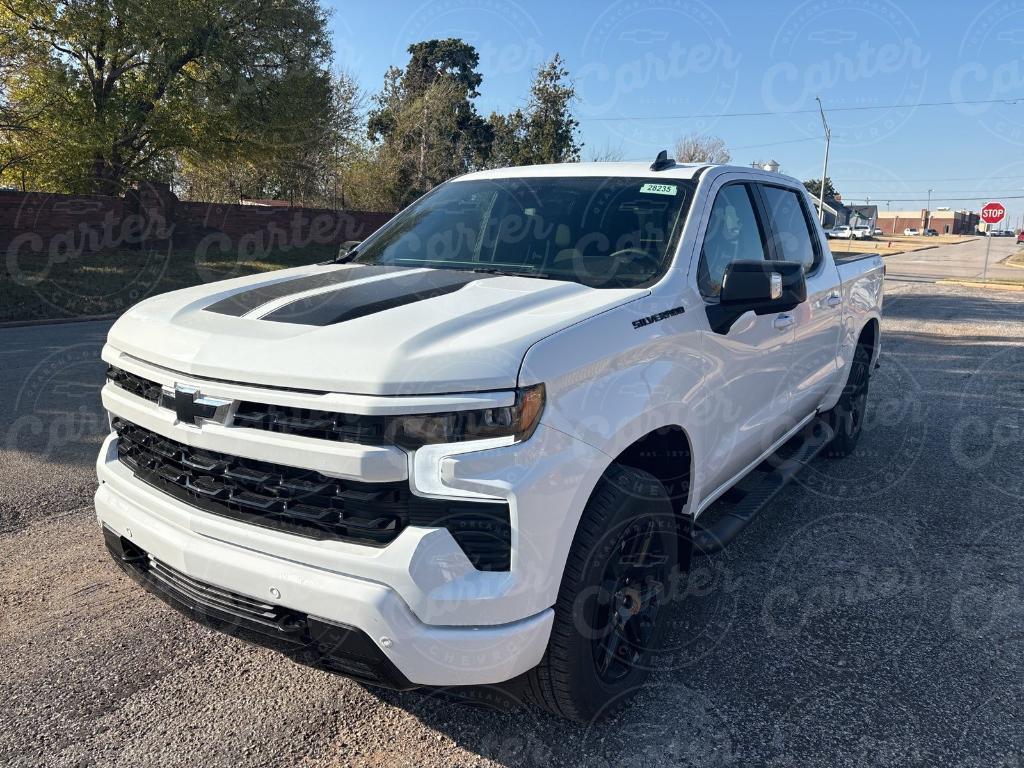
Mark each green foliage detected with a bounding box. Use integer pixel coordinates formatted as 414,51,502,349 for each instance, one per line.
1,20,586,211
0,0,334,195
488,54,581,167
805,177,839,200
176,71,360,205
366,39,492,208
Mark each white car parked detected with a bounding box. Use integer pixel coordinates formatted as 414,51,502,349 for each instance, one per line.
827,224,854,239
96,156,884,721
904,227,920,236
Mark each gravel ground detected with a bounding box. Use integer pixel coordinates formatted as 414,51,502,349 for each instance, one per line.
1,277,1022,767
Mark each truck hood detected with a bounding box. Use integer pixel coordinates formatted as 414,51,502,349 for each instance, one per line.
107,263,646,395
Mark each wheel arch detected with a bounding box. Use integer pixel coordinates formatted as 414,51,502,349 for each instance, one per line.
858,316,880,364
598,423,696,572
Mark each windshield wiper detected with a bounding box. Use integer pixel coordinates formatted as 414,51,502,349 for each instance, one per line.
468,266,536,276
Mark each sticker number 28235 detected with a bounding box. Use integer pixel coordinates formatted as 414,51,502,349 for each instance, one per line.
639,183,677,196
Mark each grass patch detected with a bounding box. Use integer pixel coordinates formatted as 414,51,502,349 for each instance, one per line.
827,235,977,258
0,244,336,322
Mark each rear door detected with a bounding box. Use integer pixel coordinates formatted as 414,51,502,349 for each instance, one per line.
696,180,798,498
757,183,843,418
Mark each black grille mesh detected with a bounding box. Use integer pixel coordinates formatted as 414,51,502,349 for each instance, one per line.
107,366,162,403
111,418,511,569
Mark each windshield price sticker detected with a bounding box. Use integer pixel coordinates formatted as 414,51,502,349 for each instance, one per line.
640,183,677,196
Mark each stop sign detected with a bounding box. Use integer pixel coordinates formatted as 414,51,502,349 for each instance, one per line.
982,202,1006,224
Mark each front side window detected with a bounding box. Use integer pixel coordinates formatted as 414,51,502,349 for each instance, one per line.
354,177,694,289
697,184,768,298
760,185,820,272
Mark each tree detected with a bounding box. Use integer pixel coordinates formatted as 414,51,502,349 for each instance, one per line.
674,133,730,164
488,54,581,168
175,71,364,206
588,143,625,162
0,0,335,195
366,38,491,208
804,177,839,200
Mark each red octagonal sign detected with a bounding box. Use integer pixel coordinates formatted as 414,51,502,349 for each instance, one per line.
981,202,1006,224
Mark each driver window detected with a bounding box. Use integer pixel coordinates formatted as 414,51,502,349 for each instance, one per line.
697,184,769,298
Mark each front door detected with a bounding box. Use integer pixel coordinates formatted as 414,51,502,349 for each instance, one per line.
696,181,799,500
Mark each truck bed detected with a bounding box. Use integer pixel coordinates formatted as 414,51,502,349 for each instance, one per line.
832,251,878,265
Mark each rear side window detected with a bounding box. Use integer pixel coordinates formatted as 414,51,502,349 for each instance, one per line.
760,185,820,272
697,184,768,298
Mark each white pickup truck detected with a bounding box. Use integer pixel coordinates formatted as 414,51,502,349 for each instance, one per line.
96,155,883,721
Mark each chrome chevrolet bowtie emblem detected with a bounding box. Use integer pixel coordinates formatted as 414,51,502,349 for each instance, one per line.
160,384,232,426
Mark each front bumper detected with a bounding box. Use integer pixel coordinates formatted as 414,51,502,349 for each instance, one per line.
103,525,416,689
95,454,555,687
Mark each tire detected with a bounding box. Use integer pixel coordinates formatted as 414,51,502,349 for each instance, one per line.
524,465,679,722
824,343,872,458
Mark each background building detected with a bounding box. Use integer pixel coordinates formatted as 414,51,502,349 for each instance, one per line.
847,204,878,230
928,209,979,234
875,209,927,234
813,195,850,228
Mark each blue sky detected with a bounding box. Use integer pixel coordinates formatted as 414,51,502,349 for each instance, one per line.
327,0,1024,226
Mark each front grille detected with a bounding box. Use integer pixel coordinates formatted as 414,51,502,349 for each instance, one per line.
115,417,409,544
111,418,512,569
107,366,162,404
107,366,390,445
233,401,389,443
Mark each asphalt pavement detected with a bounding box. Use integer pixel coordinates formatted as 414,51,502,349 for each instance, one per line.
883,235,1023,282
2,242,1023,767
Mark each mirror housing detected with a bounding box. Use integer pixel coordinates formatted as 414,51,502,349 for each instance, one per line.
706,260,807,334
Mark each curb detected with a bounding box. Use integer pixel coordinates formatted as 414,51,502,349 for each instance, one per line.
936,279,1024,292
0,313,120,329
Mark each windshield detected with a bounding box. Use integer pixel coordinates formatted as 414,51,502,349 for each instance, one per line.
353,176,694,289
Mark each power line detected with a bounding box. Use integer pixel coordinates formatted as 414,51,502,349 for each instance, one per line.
730,136,826,151
578,97,1023,122
843,189,1024,196
834,174,1024,183
844,194,1024,203
622,134,827,162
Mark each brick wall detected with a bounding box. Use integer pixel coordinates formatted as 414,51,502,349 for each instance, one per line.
875,210,927,236
0,190,130,256
0,184,392,259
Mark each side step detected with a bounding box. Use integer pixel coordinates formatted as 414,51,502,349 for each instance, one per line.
692,418,834,555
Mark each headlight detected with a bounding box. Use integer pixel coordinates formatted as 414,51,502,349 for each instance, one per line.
387,383,545,448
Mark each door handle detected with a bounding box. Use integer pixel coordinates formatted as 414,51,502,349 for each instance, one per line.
773,314,795,331
826,293,842,308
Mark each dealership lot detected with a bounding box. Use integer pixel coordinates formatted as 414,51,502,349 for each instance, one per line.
1,243,1023,767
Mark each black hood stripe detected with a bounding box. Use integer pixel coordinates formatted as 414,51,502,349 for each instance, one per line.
205,265,408,317
258,269,489,326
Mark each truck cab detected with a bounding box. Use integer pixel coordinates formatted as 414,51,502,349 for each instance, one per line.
96,157,883,721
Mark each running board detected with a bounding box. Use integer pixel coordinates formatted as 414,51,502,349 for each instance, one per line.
692,419,834,555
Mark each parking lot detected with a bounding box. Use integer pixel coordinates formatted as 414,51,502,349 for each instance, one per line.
2,241,1023,767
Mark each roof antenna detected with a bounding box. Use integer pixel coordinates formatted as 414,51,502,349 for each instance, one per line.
650,149,675,171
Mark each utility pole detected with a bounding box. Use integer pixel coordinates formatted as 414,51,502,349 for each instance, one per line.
926,188,933,229
816,96,831,225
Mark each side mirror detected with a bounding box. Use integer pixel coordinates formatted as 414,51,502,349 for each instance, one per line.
706,260,807,335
